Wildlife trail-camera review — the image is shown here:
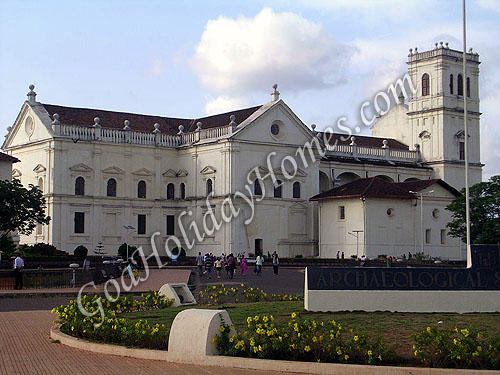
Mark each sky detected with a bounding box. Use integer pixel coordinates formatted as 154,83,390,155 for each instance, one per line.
1,0,499,179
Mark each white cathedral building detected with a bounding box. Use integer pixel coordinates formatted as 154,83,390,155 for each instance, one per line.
2,45,482,260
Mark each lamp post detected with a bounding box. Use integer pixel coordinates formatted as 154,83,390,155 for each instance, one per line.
69,263,79,287
409,190,434,255
348,230,364,258
123,225,136,261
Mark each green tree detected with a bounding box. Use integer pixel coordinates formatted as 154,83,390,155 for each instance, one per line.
74,245,88,259
446,175,500,244
118,243,137,259
0,231,17,256
0,179,51,235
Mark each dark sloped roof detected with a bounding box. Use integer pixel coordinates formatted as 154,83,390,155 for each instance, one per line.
0,151,19,163
310,177,460,201
319,132,409,150
42,103,262,135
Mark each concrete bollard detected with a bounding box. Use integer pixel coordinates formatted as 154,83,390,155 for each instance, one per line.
168,309,235,361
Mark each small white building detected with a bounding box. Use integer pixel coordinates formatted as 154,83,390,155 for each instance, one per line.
0,151,19,181
311,177,463,260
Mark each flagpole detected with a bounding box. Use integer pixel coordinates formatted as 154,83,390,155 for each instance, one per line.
463,0,472,267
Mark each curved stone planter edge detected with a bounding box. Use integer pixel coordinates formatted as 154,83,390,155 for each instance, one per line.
50,325,498,375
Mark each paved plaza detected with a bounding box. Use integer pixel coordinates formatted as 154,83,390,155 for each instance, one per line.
0,266,304,375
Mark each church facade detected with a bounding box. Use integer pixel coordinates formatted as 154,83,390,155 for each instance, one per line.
2,45,482,260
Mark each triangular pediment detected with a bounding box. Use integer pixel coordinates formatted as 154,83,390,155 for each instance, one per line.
33,164,46,174
277,167,308,178
132,168,153,176
176,169,189,177
248,166,270,176
162,169,177,177
69,163,93,172
200,166,216,175
290,201,308,210
102,166,125,174
12,169,22,178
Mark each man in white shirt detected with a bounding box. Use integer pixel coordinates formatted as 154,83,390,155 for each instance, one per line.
13,254,24,290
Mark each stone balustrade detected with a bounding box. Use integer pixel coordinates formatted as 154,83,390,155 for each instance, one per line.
57,123,235,148
325,142,421,163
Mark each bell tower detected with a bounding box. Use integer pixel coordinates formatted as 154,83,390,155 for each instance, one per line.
407,42,482,189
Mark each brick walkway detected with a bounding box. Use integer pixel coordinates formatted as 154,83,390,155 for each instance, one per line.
0,309,287,375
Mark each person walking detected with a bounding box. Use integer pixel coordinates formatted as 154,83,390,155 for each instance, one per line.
240,256,247,275
272,251,279,275
205,254,213,279
228,254,236,279
255,254,263,276
13,253,24,290
215,257,222,279
196,252,204,276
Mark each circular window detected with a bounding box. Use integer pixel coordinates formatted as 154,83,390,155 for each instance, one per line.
387,208,394,217
25,116,34,137
271,123,280,136
432,209,440,220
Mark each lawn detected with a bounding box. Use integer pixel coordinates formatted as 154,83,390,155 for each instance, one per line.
121,300,500,364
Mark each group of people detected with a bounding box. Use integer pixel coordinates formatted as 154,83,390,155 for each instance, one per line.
196,251,280,279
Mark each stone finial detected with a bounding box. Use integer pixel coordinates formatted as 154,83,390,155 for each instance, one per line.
409,48,413,55
27,84,37,104
468,48,473,53
178,125,184,135
382,139,389,149
445,42,449,48
153,123,161,134
435,42,438,49
52,113,60,125
398,91,405,104
440,41,444,47
196,122,203,131
123,120,131,130
414,47,418,53
350,136,356,146
93,117,101,128
271,83,280,101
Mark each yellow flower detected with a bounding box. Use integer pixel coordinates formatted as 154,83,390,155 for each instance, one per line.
304,345,311,352
219,326,225,333
426,327,432,333
477,346,482,352
461,329,469,337
453,339,459,345
344,354,349,361
262,316,269,323
414,350,419,356
354,335,359,342
291,312,297,319
378,355,382,361
457,355,461,360
367,350,372,356
254,315,259,321
472,352,479,357
247,317,252,324
312,336,317,343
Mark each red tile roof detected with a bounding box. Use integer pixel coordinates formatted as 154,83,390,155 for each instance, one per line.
319,132,409,150
42,103,262,135
310,177,460,201
0,151,19,163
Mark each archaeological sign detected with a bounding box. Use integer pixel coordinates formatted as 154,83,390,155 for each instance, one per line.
307,245,500,291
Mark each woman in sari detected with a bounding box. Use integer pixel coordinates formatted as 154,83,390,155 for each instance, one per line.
240,256,247,275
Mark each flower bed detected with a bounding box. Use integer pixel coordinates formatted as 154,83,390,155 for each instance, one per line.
197,283,302,304
214,313,500,369
52,291,173,350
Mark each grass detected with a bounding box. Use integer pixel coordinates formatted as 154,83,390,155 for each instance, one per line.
121,301,500,364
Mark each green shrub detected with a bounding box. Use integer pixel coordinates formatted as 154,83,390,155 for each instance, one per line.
19,242,61,257
0,231,17,256
73,245,88,259
117,243,137,259
412,325,500,369
214,312,393,364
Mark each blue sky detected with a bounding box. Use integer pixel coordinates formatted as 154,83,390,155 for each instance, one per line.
1,0,499,178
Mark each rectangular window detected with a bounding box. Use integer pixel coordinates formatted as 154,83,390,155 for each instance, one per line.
138,214,146,235
441,229,446,244
459,141,465,160
339,206,345,220
425,229,431,244
74,212,85,234
166,215,175,235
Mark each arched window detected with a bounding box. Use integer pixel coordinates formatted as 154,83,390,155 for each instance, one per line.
274,180,282,198
75,177,85,195
107,178,117,197
458,74,464,96
254,179,262,196
449,74,454,94
167,183,175,200
38,177,43,193
466,77,470,97
206,179,213,196
293,181,301,199
137,180,146,198
421,73,430,96
180,183,186,199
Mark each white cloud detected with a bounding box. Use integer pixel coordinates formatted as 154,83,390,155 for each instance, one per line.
204,95,247,115
192,7,355,98
147,58,163,78
477,0,500,14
